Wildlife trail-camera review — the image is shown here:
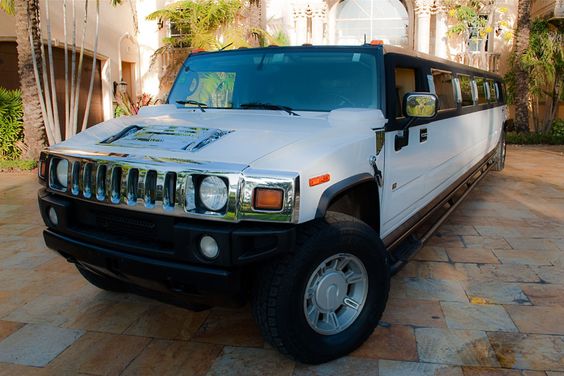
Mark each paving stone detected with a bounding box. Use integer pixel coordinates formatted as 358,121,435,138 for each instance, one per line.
532,265,564,284
520,284,564,306
441,302,517,332
381,298,446,328
45,332,150,375
393,278,468,302
192,308,264,348
463,281,530,305
412,247,449,262
436,224,479,236
505,305,564,335
461,236,512,250
426,235,467,248
474,226,524,238
352,324,417,361
446,248,500,264
415,328,500,367
294,356,379,376
66,299,152,334
493,250,559,266
461,367,542,375
0,324,84,367
488,332,564,371
121,339,222,376
454,264,541,283
504,238,560,251
207,347,295,376
125,304,209,340
397,261,467,281
378,360,463,376
0,320,23,341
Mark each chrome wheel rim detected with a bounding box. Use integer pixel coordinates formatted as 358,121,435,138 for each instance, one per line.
303,253,368,335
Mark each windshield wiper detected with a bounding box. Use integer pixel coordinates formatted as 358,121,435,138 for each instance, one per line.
240,102,299,116
176,100,207,112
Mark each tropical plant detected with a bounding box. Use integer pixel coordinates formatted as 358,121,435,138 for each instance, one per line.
513,0,532,132
1,0,124,154
521,19,563,134
552,119,564,137
0,87,24,160
114,92,158,117
0,0,46,160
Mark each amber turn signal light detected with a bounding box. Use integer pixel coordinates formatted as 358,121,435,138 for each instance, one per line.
309,174,330,187
254,188,284,211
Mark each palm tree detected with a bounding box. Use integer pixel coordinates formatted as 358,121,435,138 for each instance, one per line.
1,0,47,159
513,0,532,133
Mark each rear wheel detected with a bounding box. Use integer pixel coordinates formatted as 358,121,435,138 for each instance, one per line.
252,212,390,364
492,130,506,171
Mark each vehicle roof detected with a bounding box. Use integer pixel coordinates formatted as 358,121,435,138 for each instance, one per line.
189,44,503,80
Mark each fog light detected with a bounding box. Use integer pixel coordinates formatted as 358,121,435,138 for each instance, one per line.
200,235,219,259
48,207,59,226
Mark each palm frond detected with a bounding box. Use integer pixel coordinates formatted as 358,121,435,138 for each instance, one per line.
0,0,15,15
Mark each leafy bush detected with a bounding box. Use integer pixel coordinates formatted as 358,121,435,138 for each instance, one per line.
0,87,24,160
0,159,37,172
552,119,564,137
506,131,564,145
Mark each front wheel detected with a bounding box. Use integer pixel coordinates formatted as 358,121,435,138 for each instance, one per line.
252,212,390,364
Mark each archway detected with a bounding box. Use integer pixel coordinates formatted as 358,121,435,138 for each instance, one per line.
333,0,409,46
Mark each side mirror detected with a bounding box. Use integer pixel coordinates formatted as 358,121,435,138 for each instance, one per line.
403,92,439,118
395,93,439,151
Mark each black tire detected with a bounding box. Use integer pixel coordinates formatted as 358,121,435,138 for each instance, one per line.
252,212,390,364
76,265,128,293
492,130,506,171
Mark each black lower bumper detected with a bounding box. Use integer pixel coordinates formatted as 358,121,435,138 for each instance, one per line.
38,189,296,307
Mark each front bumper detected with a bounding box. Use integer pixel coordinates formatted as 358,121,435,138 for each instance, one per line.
38,189,296,307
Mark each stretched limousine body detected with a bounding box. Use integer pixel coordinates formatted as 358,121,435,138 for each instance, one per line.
38,44,508,364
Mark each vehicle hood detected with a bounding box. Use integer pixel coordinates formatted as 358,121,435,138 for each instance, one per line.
49,106,386,168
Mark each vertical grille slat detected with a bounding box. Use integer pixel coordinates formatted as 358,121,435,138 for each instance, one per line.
110,167,122,204
83,163,93,199
144,170,157,208
71,161,80,196
96,165,107,201
126,168,139,206
163,172,177,210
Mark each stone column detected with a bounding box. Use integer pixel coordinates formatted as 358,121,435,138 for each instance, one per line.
310,3,328,45
293,5,308,45
415,0,434,54
434,0,448,58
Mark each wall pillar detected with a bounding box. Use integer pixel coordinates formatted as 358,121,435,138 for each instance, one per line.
293,5,308,45
434,0,448,58
415,0,433,53
311,3,328,45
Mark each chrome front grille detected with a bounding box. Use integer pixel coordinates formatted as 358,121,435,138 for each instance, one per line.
44,149,300,223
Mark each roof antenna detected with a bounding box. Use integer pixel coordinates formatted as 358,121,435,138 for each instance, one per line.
364,34,367,45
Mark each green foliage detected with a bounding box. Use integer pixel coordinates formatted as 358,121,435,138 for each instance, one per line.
506,131,564,145
0,87,24,160
0,159,37,171
552,119,564,137
0,0,15,15
147,0,243,49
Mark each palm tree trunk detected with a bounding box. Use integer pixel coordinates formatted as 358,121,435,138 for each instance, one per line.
14,0,46,159
513,0,532,133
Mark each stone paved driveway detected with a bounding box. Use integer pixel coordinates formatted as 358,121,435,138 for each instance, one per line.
0,145,563,376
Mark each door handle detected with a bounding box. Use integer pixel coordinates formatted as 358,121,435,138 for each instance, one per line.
420,128,428,143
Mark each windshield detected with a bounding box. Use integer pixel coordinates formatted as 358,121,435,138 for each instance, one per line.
168,49,380,112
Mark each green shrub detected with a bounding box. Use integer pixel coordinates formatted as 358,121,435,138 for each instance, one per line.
0,87,24,160
552,119,564,137
506,131,564,145
0,159,37,171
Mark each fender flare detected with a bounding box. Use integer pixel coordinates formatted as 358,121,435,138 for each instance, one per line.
314,173,376,219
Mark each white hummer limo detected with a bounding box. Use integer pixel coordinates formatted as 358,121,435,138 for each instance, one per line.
38,44,508,364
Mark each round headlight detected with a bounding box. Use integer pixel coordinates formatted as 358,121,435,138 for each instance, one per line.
55,159,69,187
199,176,228,211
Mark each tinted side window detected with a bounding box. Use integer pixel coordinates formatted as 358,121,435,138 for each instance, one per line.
431,69,456,110
486,79,497,103
475,77,487,104
458,74,473,106
495,82,504,104
395,68,416,118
